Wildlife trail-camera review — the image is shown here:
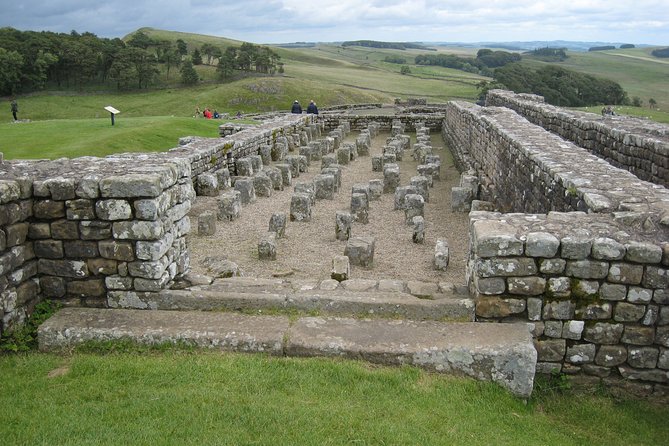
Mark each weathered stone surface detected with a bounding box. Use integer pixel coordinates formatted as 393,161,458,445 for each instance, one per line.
217,190,242,221
584,322,624,344
628,347,659,369
350,193,369,224
412,216,425,244
335,211,352,242
592,237,626,260
625,242,662,264
253,173,273,198
595,345,628,367
404,194,424,224
434,239,449,271
607,263,643,285
451,187,473,212
344,236,375,267
100,174,163,198
275,164,292,186
539,258,566,274
614,302,646,322
622,326,655,345
331,255,350,282
322,166,342,191
562,320,585,340
472,220,523,258
566,260,609,279
383,164,400,193
547,277,571,297
216,168,231,189
507,277,546,296
34,240,64,259
543,300,576,320
290,193,312,222
535,339,566,362
38,259,89,278
286,317,537,398
64,240,98,258
642,266,669,289
235,158,254,177
234,177,256,205
476,258,537,278
618,366,668,383
39,308,288,354
368,179,383,200
394,185,418,210
98,240,135,261
561,236,592,260
40,276,66,298
294,182,315,205
410,176,430,203
198,211,216,236
628,286,653,304
202,257,241,278
575,302,611,320
475,297,525,318
269,213,287,238
566,343,596,364
195,173,219,197
314,174,335,200
258,232,277,261
265,167,283,191
525,232,559,257
112,221,163,240
66,199,96,220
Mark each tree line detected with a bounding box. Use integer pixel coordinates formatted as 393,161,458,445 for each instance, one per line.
414,49,521,76
0,28,282,95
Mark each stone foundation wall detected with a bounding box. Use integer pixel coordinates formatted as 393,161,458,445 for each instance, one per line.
321,114,443,132
443,99,669,391
486,89,669,187
0,114,314,335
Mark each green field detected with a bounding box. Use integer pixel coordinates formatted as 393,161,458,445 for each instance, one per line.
2,29,668,159
1,351,668,445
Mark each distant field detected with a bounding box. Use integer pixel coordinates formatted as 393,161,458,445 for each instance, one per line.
3,30,668,159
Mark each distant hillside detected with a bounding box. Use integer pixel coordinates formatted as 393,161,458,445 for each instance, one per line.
431,40,653,52
342,40,434,51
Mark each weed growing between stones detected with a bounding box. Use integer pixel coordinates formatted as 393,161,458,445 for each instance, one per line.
0,300,60,353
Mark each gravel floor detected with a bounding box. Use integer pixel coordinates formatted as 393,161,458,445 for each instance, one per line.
187,130,470,285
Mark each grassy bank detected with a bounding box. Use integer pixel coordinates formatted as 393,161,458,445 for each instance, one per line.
1,352,667,445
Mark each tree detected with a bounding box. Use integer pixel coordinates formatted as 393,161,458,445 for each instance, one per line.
180,59,199,85
163,48,182,78
217,47,236,80
127,30,153,49
632,96,643,107
649,98,657,108
191,48,202,65
0,48,24,95
201,43,219,65
176,39,188,57
400,65,411,75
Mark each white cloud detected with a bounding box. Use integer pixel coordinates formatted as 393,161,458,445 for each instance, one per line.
0,0,667,44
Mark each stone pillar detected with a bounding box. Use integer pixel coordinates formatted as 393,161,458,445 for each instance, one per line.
258,232,277,260
394,185,418,210
294,181,316,205
451,187,473,212
285,155,301,178
368,180,383,201
275,164,292,187
234,177,256,205
235,158,254,177
383,164,401,193
321,166,341,192
264,166,283,191
322,154,337,169
217,190,241,221
410,176,430,203
215,168,231,190
344,236,375,267
314,174,335,200
337,147,350,165
195,173,219,197
331,255,350,282
404,193,424,224
253,173,273,198
290,193,312,222
412,216,425,244
335,211,352,241
198,211,216,236
350,192,369,224
371,156,383,172
435,239,449,271
269,212,287,238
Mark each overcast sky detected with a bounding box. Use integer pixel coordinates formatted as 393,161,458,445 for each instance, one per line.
1,0,668,45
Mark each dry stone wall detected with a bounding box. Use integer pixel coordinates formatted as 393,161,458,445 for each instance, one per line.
0,114,313,335
443,99,669,393
321,114,443,133
486,89,669,187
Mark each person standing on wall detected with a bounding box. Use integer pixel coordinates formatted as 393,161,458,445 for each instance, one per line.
306,100,318,115
11,99,18,121
291,100,302,114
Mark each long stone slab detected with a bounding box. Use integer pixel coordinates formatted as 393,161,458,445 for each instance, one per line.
286,317,536,398
108,288,475,322
38,308,535,397
38,307,288,354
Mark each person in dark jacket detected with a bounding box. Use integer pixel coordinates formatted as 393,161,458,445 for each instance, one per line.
306,100,318,114
11,100,18,121
291,100,302,114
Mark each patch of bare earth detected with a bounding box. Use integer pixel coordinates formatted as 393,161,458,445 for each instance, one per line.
187,131,469,285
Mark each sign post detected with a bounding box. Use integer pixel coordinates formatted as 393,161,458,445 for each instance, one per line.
104,106,120,126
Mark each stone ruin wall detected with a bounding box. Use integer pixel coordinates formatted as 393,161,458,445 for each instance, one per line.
443,100,669,394
486,89,669,188
0,114,312,334
320,114,443,133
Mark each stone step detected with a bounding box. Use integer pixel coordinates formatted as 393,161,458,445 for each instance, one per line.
38,307,537,398
108,287,475,322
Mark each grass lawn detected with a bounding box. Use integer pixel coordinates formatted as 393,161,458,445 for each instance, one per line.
1,116,225,159
1,351,668,445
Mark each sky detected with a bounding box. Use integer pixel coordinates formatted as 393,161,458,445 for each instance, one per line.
1,0,668,45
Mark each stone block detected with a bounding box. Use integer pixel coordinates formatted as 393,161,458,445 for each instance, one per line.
64,240,98,258
234,177,256,205
394,185,418,210
34,240,64,259
321,166,341,191
595,345,627,367
66,199,96,220
562,320,585,340
275,164,292,186
412,216,425,244
235,158,254,177
336,147,350,165
607,263,643,284
258,232,277,261
527,298,542,321
416,164,437,185
351,183,370,202
198,211,216,236
451,187,473,212
642,266,668,289
195,173,219,197
290,193,312,222
383,164,401,193
475,296,525,318
625,242,662,264
476,257,537,278
434,239,449,271
410,176,430,203
470,200,494,212
322,154,337,169
566,260,609,279
507,277,546,296
294,182,315,205
265,167,283,191
314,174,335,200
472,220,524,258
614,302,645,322
96,199,133,221
628,286,653,303
371,156,383,172
249,155,263,173
40,276,67,298
544,321,563,338
628,347,659,369
217,190,242,221
259,145,272,165
269,213,287,238
600,283,627,301
38,259,89,278
335,211,352,241
100,174,163,198
368,180,383,200
404,194,424,224
253,173,273,198
285,155,301,178
382,153,397,165
622,326,655,345
350,193,369,224
566,344,596,364
592,237,626,260
331,255,350,282
560,236,592,260
344,236,375,267
535,339,566,362
525,232,559,257
543,300,576,320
